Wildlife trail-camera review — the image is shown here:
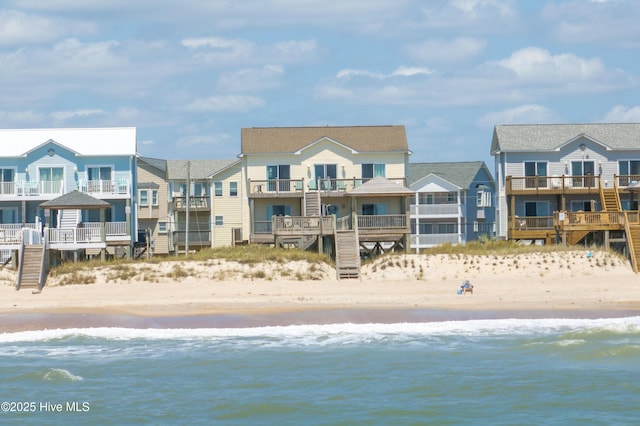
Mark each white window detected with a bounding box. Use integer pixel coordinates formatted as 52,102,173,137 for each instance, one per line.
362,163,385,178
476,191,492,207
151,189,158,206
230,181,238,197
140,189,149,206
214,182,223,197
215,215,223,226
158,221,167,233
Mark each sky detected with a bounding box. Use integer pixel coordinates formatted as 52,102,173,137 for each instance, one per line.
2,0,640,172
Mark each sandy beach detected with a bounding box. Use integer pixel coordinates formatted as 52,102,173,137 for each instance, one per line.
1,250,639,331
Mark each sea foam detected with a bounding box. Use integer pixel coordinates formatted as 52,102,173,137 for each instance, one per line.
1,316,639,344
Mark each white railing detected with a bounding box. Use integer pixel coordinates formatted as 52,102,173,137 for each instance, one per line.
410,204,459,216
47,222,130,244
79,179,130,195
411,234,462,247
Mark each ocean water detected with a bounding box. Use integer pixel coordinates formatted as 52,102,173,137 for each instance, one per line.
1,317,640,425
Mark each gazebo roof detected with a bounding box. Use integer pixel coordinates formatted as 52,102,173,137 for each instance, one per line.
39,191,111,209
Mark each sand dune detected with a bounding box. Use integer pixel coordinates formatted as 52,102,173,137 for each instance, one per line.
1,250,638,328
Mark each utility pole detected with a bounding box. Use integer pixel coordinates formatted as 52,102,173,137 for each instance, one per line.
185,161,190,255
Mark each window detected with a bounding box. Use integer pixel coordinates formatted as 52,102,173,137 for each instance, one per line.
0,168,14,195
571,161,595,188
214,182,222,197
266,165,291,191
419,193,434,205
87,166,111,181
476,191,492,207
362,203,386,215
418,222,458,234
0,208,17,224
215,215,223,226
39,167,63,193
268,205,291,218
151,189,158,206
524,161,547,188
524,201,550,217
230,181,238,197
619,160,640,185
158,222,167,233
314,164,337,190
571,201,593,212
140,189,149,206
362,163,385,179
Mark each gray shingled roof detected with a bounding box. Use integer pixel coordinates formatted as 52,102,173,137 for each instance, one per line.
39,191,111,209
241,125,409,154
138,156,167,173
166,159,238,180
491,123,640,154
408,161,493,189
347,176,414,196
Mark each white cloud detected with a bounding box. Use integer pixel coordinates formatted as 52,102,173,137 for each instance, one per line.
476,105,559,128
182,95,265,113
50,109,104,121
218,65,285,92
602,105,640,122
336,66,432,80
181,37,255,64
0,109,45,125
493,47,605,81
177,132,232,147
542,0,640,47
0,10,94,47
272,39,317,62
405,37,487,63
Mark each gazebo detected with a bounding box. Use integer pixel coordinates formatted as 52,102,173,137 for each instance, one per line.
39,190,112,261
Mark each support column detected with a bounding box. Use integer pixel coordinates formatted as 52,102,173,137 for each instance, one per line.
100,209,106,262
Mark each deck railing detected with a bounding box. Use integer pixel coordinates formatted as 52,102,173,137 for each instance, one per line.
507,175,601,193
248,177,407,195
357,214,407,230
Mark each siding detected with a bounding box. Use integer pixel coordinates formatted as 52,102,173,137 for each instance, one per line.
211,163,247,247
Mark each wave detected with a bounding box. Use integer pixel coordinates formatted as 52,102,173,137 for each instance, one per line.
2,316,640,344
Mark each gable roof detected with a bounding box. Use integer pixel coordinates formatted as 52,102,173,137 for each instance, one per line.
0,127,136,157
39,191,111,209
241,125,409,154
347,176,414,196
409,161,494,190
166,159,238,180
138,156,167,173
491,123,640,154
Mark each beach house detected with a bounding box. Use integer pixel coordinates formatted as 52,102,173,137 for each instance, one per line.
408,161,496,251
0,127,137,289
491,123,640,270
240,125,413,278
166,159,239,254
136,156,170,257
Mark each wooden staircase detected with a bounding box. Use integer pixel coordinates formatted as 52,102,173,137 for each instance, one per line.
601,187,621,211
305,193,321,216
16,244,47,291
624,213,640,273
335,230,360,279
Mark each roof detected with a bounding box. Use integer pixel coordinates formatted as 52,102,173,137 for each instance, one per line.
241,125,409,154
491,123,640,154
166,159,238,180
138,156,167,173
0,127,137,157
409,161,494,189
39,191,111,209
347,176,414,196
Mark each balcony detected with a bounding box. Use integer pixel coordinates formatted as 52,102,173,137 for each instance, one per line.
172,230,211,246
79,179,130,196
506,175,600,195
172,196,211,211
410,203,459,216
248,177,408,198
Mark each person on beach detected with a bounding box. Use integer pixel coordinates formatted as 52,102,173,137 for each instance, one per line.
460,280,473,294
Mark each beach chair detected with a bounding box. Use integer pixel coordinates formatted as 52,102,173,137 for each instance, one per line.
458,280,474,294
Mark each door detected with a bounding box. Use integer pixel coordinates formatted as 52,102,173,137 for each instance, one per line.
39,167,64,194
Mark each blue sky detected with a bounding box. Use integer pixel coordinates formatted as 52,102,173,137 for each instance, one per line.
2,0,640,170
